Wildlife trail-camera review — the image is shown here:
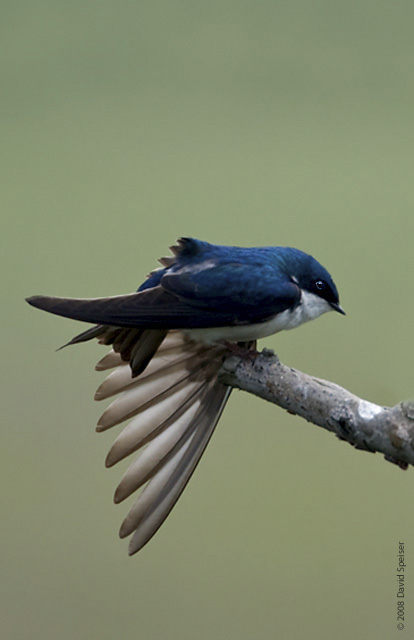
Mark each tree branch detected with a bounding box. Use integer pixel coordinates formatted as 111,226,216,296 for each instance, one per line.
218,348,414,470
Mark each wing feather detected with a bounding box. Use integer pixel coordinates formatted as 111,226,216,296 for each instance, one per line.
125,383,231,554
93,331,231,553
26,288,243,329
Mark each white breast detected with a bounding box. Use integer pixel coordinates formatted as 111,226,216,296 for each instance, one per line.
185,290,333,344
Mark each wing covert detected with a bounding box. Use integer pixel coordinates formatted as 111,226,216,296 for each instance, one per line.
161,261,300,318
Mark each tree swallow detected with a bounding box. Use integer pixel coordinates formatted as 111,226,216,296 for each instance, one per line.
26,237,345,554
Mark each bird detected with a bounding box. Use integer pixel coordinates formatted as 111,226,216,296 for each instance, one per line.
26,237,345,555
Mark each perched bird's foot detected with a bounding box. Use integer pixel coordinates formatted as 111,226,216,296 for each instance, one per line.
222,340,259,360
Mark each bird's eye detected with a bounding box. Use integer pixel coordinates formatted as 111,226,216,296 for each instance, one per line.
315,280,326,291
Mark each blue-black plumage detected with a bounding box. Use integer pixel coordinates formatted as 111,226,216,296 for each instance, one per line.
27,237,344,330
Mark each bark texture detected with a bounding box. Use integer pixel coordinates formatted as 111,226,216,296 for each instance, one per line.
219,349,414,470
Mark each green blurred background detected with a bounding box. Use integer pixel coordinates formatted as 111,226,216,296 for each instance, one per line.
3,1,414,638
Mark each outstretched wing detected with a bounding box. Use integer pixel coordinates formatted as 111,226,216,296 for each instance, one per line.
94,330,231,554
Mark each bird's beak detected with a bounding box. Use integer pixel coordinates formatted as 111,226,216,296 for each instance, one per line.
330,302,346,315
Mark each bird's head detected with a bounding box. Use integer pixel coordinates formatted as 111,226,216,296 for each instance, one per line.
277,247,345,320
